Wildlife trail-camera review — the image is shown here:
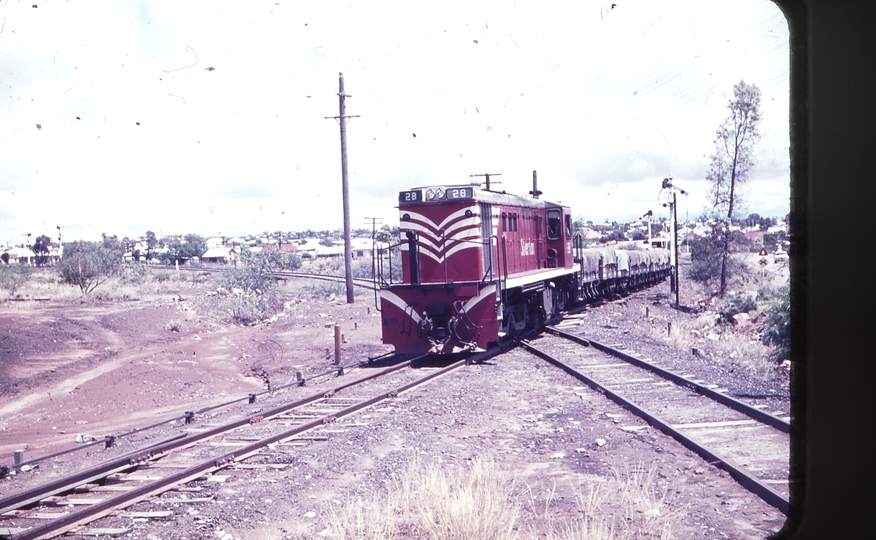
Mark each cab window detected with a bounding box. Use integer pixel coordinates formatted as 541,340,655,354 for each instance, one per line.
547,209,562,240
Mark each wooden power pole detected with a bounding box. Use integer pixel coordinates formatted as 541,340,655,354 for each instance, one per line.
326,73,359,303
470,173,502,191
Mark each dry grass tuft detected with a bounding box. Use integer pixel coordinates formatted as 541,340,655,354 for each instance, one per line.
325,492,400,540
165,319,184,332
318,458,681,540
323,457,519,540
528,464,682,540
12,271,82,301
92,282,140,301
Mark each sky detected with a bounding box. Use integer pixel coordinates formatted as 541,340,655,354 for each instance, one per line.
0,0,790,245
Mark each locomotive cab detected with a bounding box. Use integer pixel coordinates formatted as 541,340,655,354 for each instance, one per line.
544,208,573,269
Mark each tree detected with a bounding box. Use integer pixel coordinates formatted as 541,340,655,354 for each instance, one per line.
745,213,761,228
32,234,52,266
58,241,123,294
687,223,729,283
706,80,762,296
160,234,208,265
375,225,400,244
144,231,159,261
571,217,588,239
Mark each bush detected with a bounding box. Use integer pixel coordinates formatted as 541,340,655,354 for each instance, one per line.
217,251,288,323
351,258,375,279
717,292,757,324
301,280,347,298
761,284,790,360
0,265,34,296
223,291,274,325
118,264,147,285
687,234,724,282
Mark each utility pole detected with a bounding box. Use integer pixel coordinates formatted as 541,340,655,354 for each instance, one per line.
470,173,502,191
326,73,359,303
56,225,63,260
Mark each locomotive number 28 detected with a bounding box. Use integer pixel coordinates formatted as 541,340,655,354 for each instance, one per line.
399,190,422,203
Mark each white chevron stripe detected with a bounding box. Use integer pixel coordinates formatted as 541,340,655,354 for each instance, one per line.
462,283,497,313
380,290,423,324
401,235,482,264
397,207,488,265
380,284,497,328
401,207,478,233
401,219,480,246
405,225,480,252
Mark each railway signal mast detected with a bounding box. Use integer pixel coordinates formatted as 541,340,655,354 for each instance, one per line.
325,73,360,303
661,177,689,307
640,210,653,247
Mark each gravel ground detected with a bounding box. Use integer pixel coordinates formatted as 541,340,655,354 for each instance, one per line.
0,262,793,539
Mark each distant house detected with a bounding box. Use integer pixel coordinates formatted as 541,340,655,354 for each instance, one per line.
202,246,238,264
744,230,768,242
2,247,35,265
260,243,299,254
648,235,670,250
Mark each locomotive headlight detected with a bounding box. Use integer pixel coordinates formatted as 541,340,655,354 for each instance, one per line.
426,188,436,200
434,187,445,199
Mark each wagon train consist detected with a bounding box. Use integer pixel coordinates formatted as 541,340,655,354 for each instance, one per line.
376,177,671,355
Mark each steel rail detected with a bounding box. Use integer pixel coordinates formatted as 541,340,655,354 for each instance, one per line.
3,355,371,475
545,326,791,433
0,358,417,518
5,349,497,540
174,266,377,290
518,340,790,515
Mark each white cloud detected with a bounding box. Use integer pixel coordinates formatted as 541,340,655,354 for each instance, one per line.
0,0,789,244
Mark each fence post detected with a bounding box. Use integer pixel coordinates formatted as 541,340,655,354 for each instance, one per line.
334,325,341,365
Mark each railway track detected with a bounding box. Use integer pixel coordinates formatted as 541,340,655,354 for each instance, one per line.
177,266,378,291
0,349,501,540
519,325,791,514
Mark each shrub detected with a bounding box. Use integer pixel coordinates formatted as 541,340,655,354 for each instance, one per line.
0,265,34,296
351,258,375,279
761,283,790,361
92,284,140,301
717,292,757,324
301,280,347,298
217,251,288,323
118,264,147,285
686,234,723,282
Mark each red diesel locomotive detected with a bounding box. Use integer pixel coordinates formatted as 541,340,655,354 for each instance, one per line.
377,175,671,355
